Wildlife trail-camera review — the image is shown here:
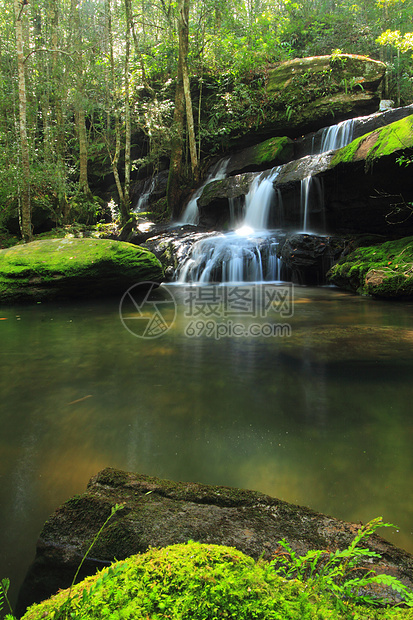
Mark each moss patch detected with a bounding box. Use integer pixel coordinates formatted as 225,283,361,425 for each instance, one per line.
21,541,413,620
0,238,163,303
327,236,413,297
331,115,413,167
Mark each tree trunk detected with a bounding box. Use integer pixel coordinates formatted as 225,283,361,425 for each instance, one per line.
167,49,185,219
167,0,198,218
77,106,90,194
13,0,32,242
71,0,91,196
180,0,198,181
50,0,68,218
124,0,132,214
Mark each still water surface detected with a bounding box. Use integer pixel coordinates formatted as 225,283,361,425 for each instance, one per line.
0,284,412,609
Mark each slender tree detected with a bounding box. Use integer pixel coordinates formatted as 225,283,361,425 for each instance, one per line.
13,0,32,241
167,0,198,218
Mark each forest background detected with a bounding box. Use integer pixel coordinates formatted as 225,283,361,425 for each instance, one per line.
1,0,413,243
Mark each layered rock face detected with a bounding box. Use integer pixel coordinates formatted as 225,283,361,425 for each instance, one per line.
16,469,413,616
195,114,413,238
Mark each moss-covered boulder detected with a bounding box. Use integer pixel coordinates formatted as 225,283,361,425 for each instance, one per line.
267,54,385,95
20,541,413,620
0,238,163,303
327,236,413,297
16,468,413,615
256,54,386,139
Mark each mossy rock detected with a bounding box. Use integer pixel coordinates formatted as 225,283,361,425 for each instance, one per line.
0,238,163,303
331,114,413,167
226,136,294,175
20,541,413,620
327,236,413,298
267,54,385,95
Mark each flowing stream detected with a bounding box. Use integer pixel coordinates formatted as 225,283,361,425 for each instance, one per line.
0,288,412,611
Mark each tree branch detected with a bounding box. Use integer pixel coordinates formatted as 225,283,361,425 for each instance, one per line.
24,48,73,64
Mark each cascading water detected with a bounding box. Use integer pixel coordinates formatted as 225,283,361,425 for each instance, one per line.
134,176,157,212
318,118,355,153
179,158,229,225
175,112,373,284
299,175,325,233
300,118,355,232
176,168,284,283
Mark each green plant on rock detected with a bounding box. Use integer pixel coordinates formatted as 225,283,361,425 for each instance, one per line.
271,517,413,611
0,578,16,619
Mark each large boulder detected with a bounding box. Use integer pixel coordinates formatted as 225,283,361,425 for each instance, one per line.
262,54,385,137
0,238,163,303
16,468,413,616
327,236,413,298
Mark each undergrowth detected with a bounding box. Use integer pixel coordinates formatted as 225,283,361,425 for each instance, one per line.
10,516,412,620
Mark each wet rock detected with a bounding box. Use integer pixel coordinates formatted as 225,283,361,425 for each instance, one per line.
225,137,294,176
280,234,344,284
16,468,413,616
141,226,218,278
196,114,413,236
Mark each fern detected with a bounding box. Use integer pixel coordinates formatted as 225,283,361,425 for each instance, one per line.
271,517,413,608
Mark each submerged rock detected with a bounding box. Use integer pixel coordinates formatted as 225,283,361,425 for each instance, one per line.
17,468,413,615
0,238,163,303
327,236,413,298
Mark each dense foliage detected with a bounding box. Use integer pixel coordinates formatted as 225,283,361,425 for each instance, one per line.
16,532,413,619
1,0,413,238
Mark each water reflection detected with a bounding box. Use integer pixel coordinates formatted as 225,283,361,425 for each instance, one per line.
0,286,412,610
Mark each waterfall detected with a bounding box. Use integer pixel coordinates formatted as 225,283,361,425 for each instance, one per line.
134,176,157,212
176,167,283,283
243,167,281,231
176,233,283,284
318,118,355,153
179,158,229,225
174,113,369,284
300,176,311,233
299,175,324,233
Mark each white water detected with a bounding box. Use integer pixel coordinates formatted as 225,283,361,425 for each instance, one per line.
176,113,368,282
318,118,355,153
177,232,282,283
299,175,324,233
300,119,355,232
243,167,281,230
176,167,282,283
179,158,229,225
134,176,157,212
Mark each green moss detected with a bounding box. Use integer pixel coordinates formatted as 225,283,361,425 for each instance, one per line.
0,238,163,302
331,115,413,167
327,236,413,297
21,542,413,620
252,136,294,165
